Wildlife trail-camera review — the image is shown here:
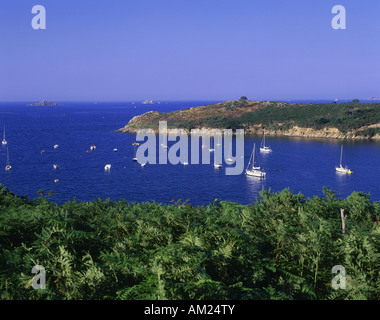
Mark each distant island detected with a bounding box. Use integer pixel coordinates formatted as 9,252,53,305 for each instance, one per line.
27,100,61,106
117,99,380,140
142,99,159,104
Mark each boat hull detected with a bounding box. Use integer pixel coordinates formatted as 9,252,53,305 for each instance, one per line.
335,166,352,174
246,169,266,178
260,147,272,153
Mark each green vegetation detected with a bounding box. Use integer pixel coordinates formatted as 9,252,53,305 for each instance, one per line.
0,185,379,300
212,102,380,133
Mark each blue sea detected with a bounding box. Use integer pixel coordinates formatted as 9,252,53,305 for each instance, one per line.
0,100,379,205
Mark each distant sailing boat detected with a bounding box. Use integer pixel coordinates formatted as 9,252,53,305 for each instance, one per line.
260,130,272,153
225,142,234,164
246,143,266,178
132,142,139,161
2,127,7,146
209,137,214,152
335,145,353,174
214,152,222,169
5,147,11,171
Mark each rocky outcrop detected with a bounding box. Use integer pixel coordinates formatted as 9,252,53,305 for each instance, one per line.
27,100,60,106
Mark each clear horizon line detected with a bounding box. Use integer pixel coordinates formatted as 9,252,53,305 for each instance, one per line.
1,97,379,103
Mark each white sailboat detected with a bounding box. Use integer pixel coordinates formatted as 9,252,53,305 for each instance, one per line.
209,137,214,152
246,143,266,178
225,142,234,164
5,147,11,171
335,145,353,174
132,142,139,161
260,130,272,153
2,127,7,146
214,152,222,169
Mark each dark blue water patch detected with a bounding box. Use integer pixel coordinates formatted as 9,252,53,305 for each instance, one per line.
0,101,379,205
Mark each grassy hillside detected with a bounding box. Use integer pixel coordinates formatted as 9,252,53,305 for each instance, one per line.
117,100,380,139
0,185,379,300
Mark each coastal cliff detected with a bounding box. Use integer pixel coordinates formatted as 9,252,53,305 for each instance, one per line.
116,100,380,140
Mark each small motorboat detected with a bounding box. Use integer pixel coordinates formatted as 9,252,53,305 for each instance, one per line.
53,164,59,170
54,144,59,149
104,164,111,170
90,144,96,151
113,148,118,152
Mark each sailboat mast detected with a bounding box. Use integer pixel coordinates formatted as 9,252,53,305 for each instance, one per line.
246,144,254,170
251,143,256,169
263,130,265,147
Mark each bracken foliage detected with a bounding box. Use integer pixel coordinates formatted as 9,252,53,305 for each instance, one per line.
0,185,379,300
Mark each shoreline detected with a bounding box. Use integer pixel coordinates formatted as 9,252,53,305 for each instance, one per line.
115,126,380,141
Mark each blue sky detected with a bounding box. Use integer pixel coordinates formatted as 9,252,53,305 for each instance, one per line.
0,0,379,101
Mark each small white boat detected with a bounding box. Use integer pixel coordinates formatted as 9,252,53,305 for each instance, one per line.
90,144,96,151
183,161,189,165
260,130,272,153
132,142,140,161
2,127,7,146
113,148,118,152
53,164,59,170
141,163,146,167
104,164,111,170
5,147,11,171
225,143,234,164
54,144,59,149
214,154,222,169
209,137,214,152
335,145,353,174
246,143,266,178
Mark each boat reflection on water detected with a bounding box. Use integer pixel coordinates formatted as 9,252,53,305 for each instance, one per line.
245,172,265,195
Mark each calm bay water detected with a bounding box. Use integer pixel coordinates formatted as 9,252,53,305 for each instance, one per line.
0,101,379,205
